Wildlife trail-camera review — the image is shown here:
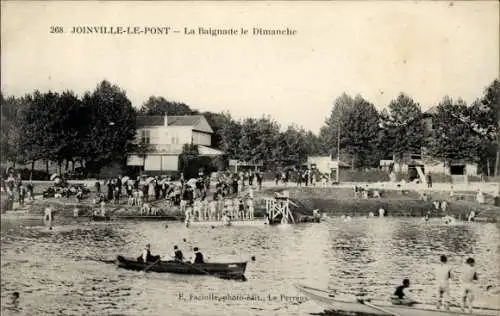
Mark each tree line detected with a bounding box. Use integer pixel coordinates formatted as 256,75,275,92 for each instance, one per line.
1,79,499,177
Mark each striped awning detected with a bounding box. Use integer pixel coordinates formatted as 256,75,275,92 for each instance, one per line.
198,145,224,156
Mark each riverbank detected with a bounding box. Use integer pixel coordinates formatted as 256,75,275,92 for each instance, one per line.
5,180,500,223
256,185,500,223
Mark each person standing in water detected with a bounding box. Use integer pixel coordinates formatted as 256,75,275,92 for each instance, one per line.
43,207,54,230
462,257,479,313
435,255,452,310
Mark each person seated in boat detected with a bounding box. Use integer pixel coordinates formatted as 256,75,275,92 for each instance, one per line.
192,247,204,264
391,278,417,306
173,245,185,262
137,244,160,263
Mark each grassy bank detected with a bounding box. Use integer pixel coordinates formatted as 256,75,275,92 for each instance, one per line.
9,182,500,223
255,186,500,222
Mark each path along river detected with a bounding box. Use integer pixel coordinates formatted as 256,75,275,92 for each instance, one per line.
1,214,499,316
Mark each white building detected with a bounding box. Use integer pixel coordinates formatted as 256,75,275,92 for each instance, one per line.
127,115,223,172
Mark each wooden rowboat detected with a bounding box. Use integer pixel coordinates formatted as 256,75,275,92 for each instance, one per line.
295,284,500,316
116,255,247,280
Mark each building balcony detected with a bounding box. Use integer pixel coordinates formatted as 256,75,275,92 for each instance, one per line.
133,143,184,155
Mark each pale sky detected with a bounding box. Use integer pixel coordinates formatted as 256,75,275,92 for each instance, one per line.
1,1,498,133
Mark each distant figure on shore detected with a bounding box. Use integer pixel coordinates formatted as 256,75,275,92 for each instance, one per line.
476,190,485,204
426,173,433,188
43,207,54,229
440,200,448,212
378,208,385,217
468,210,476,222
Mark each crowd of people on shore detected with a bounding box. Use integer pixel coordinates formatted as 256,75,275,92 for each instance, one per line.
90,171,260,222
0,171,34,208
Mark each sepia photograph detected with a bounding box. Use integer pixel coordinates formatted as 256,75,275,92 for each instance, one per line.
1,1,499,315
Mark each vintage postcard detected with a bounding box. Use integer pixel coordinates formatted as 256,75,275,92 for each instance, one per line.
1,1,499,315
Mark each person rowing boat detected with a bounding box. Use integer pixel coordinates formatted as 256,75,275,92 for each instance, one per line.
173,245,185,262
391,278,417,306
192,247,205,264
137,244,160,263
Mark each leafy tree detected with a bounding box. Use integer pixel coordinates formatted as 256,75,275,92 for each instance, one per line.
319,93,354,157
19,91,61,169
81,81,137,168
238,118,260,162
278,125,309,166
218,117,242,159
427,97,484,165
304,131,322,157
202,111,232,149
140,96,195,116
382,93,424,161
472,79,500,176
178,144,200,178
254,116,281,167
341,95,381,168
52,91,84,169
0,93,25,165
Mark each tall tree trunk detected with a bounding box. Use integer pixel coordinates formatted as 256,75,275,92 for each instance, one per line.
31,161,35,172
58,161,62,176
487,159,490,177
72,159,75,172
45,160,49,175
495,145,499,177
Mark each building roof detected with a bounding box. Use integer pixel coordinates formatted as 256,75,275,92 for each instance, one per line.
168,115,203,126
136,115,213,133
136,115,164,128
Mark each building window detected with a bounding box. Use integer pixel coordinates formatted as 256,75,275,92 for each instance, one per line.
140,130,150,144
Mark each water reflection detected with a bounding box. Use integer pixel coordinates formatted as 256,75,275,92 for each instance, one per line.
1,217,498,315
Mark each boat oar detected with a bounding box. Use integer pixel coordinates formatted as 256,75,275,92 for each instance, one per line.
296,284,337,297
143,258,161,272
357,299,401,316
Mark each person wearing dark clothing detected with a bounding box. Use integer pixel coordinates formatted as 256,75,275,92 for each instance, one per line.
107,180,114,201
192,247,204,264
232,178,238,195
95,181,101,194
137,244,160,263
392,279,415,306
116,177,122,197
142,183,149,202
256,172,262,190
173,245,184,262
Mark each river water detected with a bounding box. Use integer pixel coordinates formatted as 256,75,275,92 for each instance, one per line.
1,215,499,316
